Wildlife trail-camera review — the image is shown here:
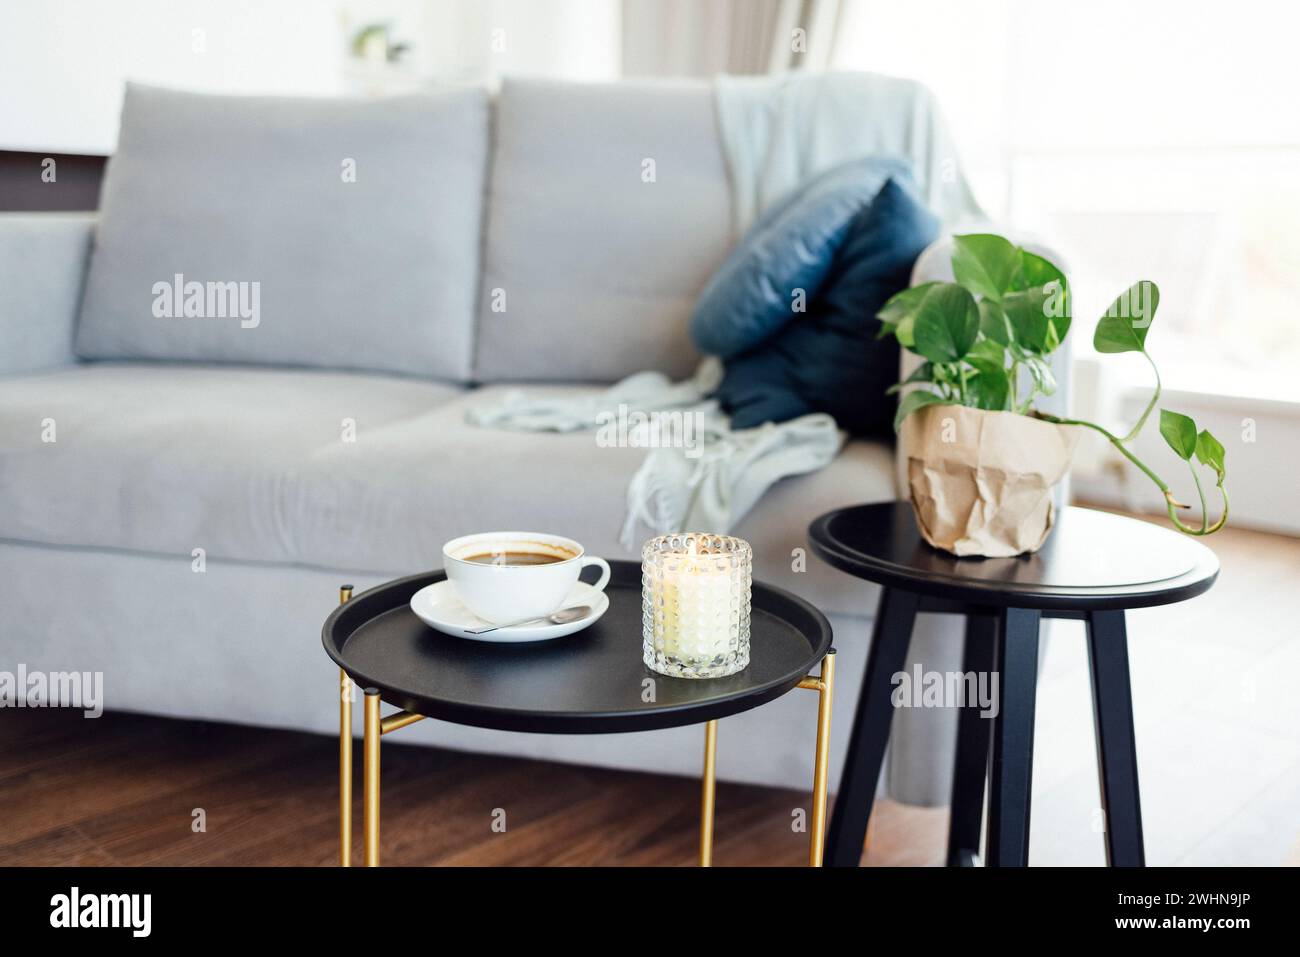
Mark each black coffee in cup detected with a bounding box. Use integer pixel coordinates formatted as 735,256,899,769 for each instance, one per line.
462,550,570,566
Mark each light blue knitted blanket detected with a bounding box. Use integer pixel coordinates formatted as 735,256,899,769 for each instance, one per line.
466,359,843,546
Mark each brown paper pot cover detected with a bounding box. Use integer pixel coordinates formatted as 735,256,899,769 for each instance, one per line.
901,404,1080,558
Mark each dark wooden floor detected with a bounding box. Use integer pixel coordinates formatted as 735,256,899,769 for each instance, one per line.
1,706,921,866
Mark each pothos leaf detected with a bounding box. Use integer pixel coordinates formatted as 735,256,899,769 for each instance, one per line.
1022,355,1058,396
1194,429,1226,482
952,234,1021,302
967,338,1007,366
885,361,934,396
1002,286,1054,353
912,284,980,363
877,282,940,347
1044,279,1071,347
1015,252,1072,346
1094,281,1160,354
1159,409,1198,461
978,299,1012,346
964,339,1011,411
1015,250,1068,292
893,390,949,432
967,363,1011,411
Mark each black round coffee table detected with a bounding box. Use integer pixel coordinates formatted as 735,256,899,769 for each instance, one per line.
322,560,835,867
808,502,1219,868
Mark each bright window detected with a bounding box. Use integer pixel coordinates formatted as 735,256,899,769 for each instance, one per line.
833,0,1300,400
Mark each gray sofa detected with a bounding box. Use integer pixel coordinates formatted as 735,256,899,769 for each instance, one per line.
0,76,1065,802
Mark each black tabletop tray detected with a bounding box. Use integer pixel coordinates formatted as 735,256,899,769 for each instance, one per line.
323,560,832,734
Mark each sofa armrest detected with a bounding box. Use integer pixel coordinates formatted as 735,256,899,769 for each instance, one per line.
0,212,95,376
895,231,1073,497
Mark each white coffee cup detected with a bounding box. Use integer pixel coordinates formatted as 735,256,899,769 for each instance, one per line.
442,532,611,625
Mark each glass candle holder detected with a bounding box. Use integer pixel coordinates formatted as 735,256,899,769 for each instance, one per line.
642,533,752,679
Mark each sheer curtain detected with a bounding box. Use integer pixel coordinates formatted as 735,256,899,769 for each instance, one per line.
622,0,845,76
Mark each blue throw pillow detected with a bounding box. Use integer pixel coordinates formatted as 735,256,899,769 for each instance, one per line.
690,156,916,359
712,176,940,437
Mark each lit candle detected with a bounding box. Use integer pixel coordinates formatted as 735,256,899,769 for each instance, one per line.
643,534,751,679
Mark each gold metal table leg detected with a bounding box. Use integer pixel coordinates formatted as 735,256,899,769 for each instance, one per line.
338,585,353,868
807,651,836,867
699,719,718,867
363,688,381,866
339,669,353,866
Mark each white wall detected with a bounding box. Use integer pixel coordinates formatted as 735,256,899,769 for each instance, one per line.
1073,385,1300,536
0,0,623,155
0,0,347,154
421,0,621,84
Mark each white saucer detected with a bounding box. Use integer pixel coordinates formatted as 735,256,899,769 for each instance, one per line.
409,580,610,643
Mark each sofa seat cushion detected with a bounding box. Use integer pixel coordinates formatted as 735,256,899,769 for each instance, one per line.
293,386,895,617
75,84,489,381
0,372,893,617
0,363,462,564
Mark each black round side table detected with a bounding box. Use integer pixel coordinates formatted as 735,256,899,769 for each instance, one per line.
808,502,1219,868
322,560,835,867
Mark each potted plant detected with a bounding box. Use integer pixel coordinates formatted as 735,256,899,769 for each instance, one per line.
879,234,1228,557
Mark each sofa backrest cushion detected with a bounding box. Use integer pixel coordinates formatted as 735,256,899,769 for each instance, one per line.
75,83,488,380
474,78,732,383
